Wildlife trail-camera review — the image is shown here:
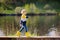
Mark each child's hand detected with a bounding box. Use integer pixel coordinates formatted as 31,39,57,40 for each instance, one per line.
20,24,22,27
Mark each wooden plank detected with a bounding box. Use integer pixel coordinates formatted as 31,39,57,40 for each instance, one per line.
0,36,60,38
0,36,60,40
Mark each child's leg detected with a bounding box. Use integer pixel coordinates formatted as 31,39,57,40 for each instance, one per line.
16,31,21,36
24,25,28,32
24,25,31,37
16,25,24,36
19,25,24,32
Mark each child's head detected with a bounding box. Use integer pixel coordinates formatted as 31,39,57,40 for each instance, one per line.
21,9,27,14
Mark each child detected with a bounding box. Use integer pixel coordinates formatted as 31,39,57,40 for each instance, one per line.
16,9,30,37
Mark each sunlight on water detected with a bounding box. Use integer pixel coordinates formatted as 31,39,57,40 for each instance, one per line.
48,27,59,36
0,29,5,36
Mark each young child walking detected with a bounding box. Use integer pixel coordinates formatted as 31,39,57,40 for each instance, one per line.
16,9,30,37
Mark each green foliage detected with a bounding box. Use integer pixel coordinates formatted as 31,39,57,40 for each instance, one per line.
3,10,14,14
0,7,4,13
15,7,22,13
0,0,60,13
25,4,30,13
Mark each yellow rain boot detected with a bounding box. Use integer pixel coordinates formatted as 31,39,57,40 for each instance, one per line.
25,32,31,37
16,31,21,36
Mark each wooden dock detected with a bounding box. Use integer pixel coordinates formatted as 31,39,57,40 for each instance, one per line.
0,36,60,40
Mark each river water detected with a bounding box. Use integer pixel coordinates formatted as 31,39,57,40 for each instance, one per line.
0,16,60,36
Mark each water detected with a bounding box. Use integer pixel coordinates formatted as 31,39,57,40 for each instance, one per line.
0,16,60,36
0,29,5,36
47,27,59,36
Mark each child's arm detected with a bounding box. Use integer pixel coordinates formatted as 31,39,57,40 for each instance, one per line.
20,20,23,27
26,16,28,18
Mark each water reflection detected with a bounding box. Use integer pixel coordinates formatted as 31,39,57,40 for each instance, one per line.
0,16,60,36
47,27,59,36
0,29,5,36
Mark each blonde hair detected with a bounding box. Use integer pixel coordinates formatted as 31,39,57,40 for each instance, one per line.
21,9,26,14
